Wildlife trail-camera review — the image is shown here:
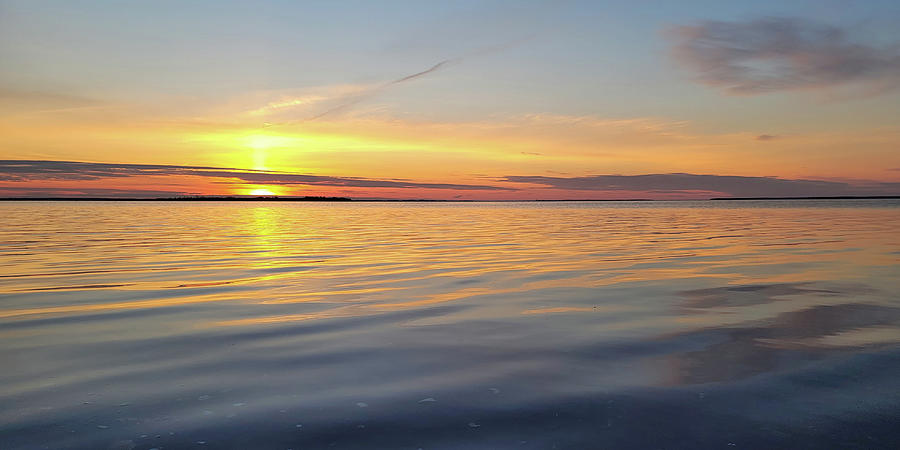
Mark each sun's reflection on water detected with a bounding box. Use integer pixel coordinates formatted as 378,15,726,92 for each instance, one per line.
1,201,899,448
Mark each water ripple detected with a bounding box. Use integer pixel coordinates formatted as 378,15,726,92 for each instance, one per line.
1,201,899,449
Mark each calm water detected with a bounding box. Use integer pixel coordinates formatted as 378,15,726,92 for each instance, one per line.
2,200,899,449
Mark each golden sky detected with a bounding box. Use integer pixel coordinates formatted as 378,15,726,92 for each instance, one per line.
2,1,899,199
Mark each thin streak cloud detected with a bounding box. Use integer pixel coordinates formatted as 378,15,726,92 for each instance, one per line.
308,58,458,121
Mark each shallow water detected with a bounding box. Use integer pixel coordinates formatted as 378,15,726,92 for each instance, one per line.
2,200,899,449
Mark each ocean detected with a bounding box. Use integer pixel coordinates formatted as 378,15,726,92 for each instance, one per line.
2,200,899,449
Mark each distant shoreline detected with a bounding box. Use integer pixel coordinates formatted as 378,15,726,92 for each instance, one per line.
709,196,900,200
0,196,353,202
1,196,898,202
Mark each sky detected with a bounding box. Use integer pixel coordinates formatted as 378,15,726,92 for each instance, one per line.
1,0,900,199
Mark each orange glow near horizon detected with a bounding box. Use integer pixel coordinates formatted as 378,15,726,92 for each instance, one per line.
2,110,900,199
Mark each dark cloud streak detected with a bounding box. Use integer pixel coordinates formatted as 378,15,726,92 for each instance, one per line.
0,160,512,192
0,186,192,198
6,161,898,199
392,59,455,84
503,173,900,198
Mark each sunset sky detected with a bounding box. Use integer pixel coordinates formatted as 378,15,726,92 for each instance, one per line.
2,0,899,199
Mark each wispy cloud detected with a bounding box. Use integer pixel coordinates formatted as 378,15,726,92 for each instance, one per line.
0,160,513,192
246,95,329,117
503,173,900,198
756,134,777,141
307,59,458,120
299,35,533,121
670,17,900,95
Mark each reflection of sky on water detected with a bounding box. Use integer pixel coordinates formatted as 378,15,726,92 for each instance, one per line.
0,201,898,448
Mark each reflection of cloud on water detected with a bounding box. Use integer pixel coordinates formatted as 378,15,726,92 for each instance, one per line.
680,282,876,309
663,282,900,385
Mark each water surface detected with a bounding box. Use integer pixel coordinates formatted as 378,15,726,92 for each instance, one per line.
2,200,899,449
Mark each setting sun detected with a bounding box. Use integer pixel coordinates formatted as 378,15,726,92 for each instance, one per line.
248,188,277,196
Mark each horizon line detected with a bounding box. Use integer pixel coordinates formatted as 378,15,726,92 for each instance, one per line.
1,195,899,202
